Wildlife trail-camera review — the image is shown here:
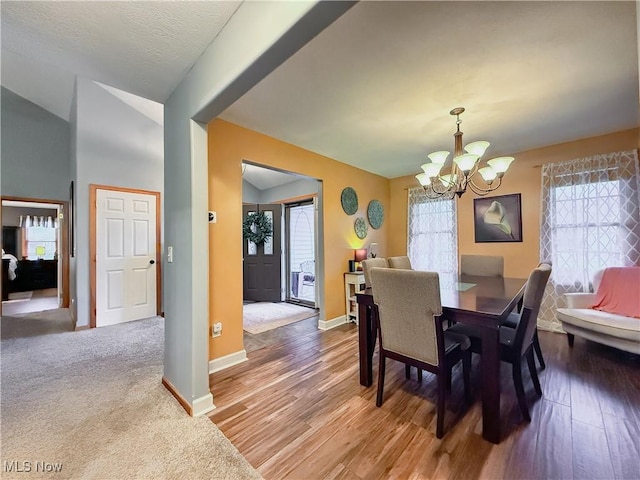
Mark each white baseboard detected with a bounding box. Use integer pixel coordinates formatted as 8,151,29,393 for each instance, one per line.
192,392,216,416
208,349,248,374
318,315,347,331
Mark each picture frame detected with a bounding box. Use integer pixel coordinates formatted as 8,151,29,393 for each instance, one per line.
473,193,522,243
69,180,75,257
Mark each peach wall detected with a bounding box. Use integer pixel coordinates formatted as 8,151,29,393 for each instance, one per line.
390,128,640,278
208,120,389,359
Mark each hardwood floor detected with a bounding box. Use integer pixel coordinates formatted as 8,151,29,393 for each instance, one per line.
209,323,640,479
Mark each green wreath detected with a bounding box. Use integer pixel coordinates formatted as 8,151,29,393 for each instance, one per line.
242,211,273,245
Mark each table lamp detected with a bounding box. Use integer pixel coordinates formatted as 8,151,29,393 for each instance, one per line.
354,249,367,271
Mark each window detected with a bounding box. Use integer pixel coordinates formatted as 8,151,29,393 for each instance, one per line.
407,188,458,275
538,151,640,331
551,179,624,286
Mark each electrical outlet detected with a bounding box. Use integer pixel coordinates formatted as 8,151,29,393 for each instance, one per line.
212,322,222,337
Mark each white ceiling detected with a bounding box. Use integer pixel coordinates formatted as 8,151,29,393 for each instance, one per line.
242,163,308,191
221,1,639,178
1,1,241,120
1,1,638,179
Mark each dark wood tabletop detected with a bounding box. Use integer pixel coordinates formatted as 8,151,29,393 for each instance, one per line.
356,273,527,443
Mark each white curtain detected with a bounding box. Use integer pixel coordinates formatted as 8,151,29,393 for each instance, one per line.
407,187,458,275
538,150,640,332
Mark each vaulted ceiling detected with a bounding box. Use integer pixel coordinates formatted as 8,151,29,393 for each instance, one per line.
2,1,638,179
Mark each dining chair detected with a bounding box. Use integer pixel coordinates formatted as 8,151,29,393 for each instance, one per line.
447,263,552,422
501,260,551,370
388,256,412,270
361,257,389,288
460,254,504,277
369,268,472,438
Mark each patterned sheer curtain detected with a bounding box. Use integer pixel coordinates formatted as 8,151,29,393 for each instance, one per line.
538,150,640,332
407,187,458,275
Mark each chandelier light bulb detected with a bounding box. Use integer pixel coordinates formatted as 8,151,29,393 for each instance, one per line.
427,151,450,164
464,141,490,157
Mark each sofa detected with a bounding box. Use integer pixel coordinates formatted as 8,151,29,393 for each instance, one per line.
557,268,640,354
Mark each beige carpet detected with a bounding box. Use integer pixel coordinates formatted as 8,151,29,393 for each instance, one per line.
243,302,316,334
1,316,262,480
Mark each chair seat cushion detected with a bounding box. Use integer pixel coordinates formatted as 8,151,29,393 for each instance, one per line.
444,331,471,351
446,323,519,349
501,311,520,329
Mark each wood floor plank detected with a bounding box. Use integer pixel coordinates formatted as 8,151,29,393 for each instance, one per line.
569,353,605,428
208,326,640,480
533,399,573,480
572,420,615,480
603,413,640,480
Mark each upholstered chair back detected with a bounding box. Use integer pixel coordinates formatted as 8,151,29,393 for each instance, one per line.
460,255,504,277
370,268,442,366
361,258,389,288
517,263,552,356
388,256,413,270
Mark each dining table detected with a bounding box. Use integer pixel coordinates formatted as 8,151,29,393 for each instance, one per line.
356,273,528,444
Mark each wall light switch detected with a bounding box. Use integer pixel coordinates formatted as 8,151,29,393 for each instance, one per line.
212,322,222,337
167,246,173,263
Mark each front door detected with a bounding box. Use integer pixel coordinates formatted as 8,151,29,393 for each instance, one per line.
96,189,157,326
243,203,282,302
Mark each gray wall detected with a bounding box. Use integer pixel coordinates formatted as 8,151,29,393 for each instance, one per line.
242,179,261,204
2,206,57,227
259,178,319,204
73,77,163,327
163,1,351,413
1,87,71,201
242,178,318,204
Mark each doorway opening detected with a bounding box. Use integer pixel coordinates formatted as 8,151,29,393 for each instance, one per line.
1,198,69,317
286,200,316,307
241,162,321,338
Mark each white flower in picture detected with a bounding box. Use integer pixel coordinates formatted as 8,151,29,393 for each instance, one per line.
483,201,512,235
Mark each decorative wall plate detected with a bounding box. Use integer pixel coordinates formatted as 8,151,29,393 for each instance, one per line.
367,200,384,229
341,187,358,215
354,217,368,239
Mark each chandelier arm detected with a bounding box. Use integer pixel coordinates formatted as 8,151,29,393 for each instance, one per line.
422,185,447,199
467,176,503,196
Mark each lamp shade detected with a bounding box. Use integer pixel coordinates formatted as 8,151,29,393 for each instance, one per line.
478,166,497,182
427,151,450,164
421,162,443,178
487,156,514,174
464,141,490,157
354,249,368,262
453,153,479,172
416,173,431,186
440,173,458,187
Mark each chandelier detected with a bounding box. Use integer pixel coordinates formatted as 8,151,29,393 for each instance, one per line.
416,107,514,198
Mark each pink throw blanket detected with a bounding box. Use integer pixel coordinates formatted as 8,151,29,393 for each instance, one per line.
591,267,640,318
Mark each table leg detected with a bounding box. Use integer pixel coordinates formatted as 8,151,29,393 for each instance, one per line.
481,326,501,443
358,302,373,386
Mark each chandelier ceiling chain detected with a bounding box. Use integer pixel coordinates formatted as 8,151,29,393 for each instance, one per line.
416,107,514,199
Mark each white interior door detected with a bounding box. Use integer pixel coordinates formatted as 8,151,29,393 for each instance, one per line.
96,189,157,327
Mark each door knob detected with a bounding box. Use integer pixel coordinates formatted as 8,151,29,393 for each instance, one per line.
149,260,155,265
